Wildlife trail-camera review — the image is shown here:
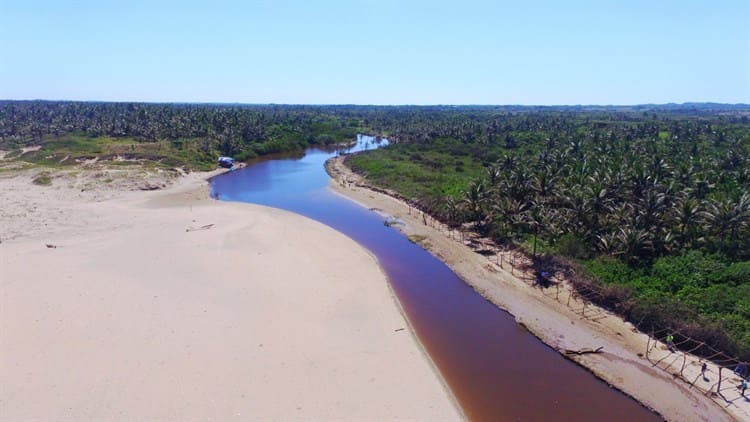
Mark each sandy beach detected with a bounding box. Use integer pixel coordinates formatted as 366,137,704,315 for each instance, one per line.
0,167,462,421
328,156,750,422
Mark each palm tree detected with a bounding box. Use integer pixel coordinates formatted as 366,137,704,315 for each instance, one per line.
532,165,559,200
462,180,490,229
583,174,615,236
508,168,534,202
560,190,591,239
614,224,654,266
596,231,619,255
670,195,702,249
701,193,750,256
500,154,518,172
635,189,668,232
521,200,554,257
442,196,461,228
493,197,529,240
692,175,715,200
485,165,501,187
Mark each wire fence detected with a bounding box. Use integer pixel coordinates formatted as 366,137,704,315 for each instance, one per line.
400,205,750,414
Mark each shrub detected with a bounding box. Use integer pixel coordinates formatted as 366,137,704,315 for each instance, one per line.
32,173,52,186
555,233,590,259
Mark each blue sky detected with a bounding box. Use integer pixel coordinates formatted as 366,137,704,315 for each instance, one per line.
1,0,748,104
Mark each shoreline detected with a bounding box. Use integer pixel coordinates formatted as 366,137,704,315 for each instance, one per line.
0,165,462,421
378,263,468,421
327,155,748,422
213,162,468,420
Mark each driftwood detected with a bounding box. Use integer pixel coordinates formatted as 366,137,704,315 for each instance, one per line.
186,224,215,232
383,217,404,227
139,183,163,191
564,346,604,355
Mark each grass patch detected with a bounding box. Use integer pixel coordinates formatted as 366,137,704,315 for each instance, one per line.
17,134,217,171
407,234,430,248
32,172,52,186
4,149,22,159
347,143,484,200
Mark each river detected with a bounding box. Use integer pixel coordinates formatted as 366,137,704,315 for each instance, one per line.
209,135,659,421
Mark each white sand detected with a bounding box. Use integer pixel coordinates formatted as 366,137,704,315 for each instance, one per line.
0,168,462,421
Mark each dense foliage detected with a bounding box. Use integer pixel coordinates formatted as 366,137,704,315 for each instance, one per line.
346,105,750,359
0,101,366,169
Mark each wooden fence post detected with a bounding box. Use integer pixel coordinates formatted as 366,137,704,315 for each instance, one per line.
680,352,687,378
717,366,722,395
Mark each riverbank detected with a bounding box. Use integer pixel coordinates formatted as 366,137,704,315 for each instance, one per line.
328,155,748,422
0,166,462,421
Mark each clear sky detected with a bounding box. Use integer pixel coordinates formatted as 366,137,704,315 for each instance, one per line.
1,0,748,105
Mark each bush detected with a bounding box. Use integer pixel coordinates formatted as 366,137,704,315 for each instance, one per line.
584,256,639,286
650,251,726,290
718,261,750,286
583,251,750,360
32,173,52,186
555,234,590,259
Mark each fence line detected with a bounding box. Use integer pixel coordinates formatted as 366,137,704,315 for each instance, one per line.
393,208,750,414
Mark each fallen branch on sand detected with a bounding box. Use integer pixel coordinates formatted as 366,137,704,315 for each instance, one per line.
565,346,604,355
186,224,215,232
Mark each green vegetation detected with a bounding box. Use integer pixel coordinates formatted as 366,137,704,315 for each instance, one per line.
0,101,366,170
346,106,750,360
347,138,485,199
32,172,52,186
583,253,750,357
407,234,430,248
16,134,217,170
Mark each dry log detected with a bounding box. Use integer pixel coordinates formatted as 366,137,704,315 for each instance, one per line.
564,346,604,355
186,224,215,232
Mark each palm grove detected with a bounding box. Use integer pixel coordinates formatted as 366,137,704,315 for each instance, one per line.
347,106,750,360
2,101,749,360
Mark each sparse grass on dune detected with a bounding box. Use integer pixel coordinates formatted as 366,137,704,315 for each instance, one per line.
31,172,52,186
16,134,217,171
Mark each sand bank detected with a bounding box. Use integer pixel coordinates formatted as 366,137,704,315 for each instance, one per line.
0,167,461,421
328,156,749,422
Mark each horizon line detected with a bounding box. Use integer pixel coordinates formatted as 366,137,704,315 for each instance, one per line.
2,98,750,108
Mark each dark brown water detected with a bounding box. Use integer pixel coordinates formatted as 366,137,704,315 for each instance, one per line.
210,135,660,421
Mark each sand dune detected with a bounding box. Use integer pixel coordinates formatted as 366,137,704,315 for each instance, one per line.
0,169,461,421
